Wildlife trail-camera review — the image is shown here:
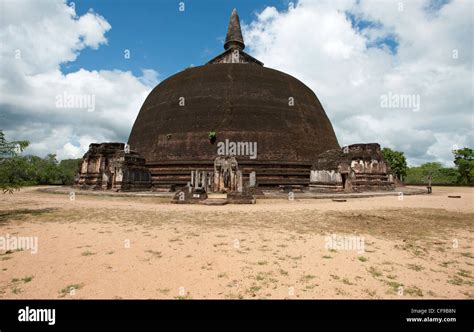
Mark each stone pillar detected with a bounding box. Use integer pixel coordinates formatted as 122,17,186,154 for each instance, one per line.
194,170,200,189
202,172,207,191
214,170,220,192
249,171,256,187
208,172,213,192
230,168,235,191
237,170,243,193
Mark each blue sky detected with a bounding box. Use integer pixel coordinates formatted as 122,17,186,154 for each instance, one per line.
1,0,471,165
64,0,410,79
63,0,293,79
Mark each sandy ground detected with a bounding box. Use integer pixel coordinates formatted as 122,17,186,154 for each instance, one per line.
0,186,472,299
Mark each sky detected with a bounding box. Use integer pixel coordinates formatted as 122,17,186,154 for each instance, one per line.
0,0,472,166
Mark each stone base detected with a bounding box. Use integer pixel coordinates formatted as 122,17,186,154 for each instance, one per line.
227,193,256,204
171,186,207,204
309,184,345,192
199,199,228,205
171,186,256,204
279,185,305,193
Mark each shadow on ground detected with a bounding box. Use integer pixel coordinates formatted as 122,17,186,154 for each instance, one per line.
0,208,57,225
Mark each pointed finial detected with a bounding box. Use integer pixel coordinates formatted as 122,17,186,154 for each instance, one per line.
224,8,245,51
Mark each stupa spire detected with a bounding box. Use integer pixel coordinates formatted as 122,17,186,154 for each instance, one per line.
224,8,245,51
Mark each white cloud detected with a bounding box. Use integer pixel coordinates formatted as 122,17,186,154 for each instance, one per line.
0,0,157,160
1,0,471,167
244,0,473,166
77,11,111,49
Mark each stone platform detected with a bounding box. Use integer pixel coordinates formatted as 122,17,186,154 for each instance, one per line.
37,186,427,201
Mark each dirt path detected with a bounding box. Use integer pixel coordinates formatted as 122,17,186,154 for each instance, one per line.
0,186,472,299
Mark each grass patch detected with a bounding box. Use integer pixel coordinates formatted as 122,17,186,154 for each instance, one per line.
145,250,162,258
174,295,191,300
287,255,302,261
368,266,383,278
158,288,170,295
440,261,456,268
342,278,354,285
300,274,316,282
457,269,472,278
447,275,464,286
460,252,473,259
386,280,403,293
405,286,423,297
256,274,266,281
358,256,368,262
59,283,84,297
406,263,424,271
279,269,289,276
305,284,318,289
448,275,474,286
22,275,33,283
0,208,58,224
247,285,261,294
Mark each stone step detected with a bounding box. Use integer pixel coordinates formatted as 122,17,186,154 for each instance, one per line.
207,193,228,199
199,199,228,205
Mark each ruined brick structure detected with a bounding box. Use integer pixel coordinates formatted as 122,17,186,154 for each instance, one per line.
75,143,151,191
310,144,394,192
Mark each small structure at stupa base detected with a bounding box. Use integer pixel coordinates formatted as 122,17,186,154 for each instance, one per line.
75,143,151,192
171,156,256,204
310,143,395,193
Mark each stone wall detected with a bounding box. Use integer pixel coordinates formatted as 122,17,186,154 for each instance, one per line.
310,143,394,192
309,170,344,192
75,143,151,192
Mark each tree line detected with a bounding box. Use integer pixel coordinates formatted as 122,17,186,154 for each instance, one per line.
382,147,473,185
0,130,80,193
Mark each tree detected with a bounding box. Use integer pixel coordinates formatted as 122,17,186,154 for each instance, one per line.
453,147,474,185
405,162,459,185
382,147,408,180
37,154,60,184
0,130,29,158
57,159,81,185
419,162,441,178
0,130,30,193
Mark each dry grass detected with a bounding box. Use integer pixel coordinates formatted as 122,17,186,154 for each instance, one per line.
0,186,472,299
2,206,472,243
